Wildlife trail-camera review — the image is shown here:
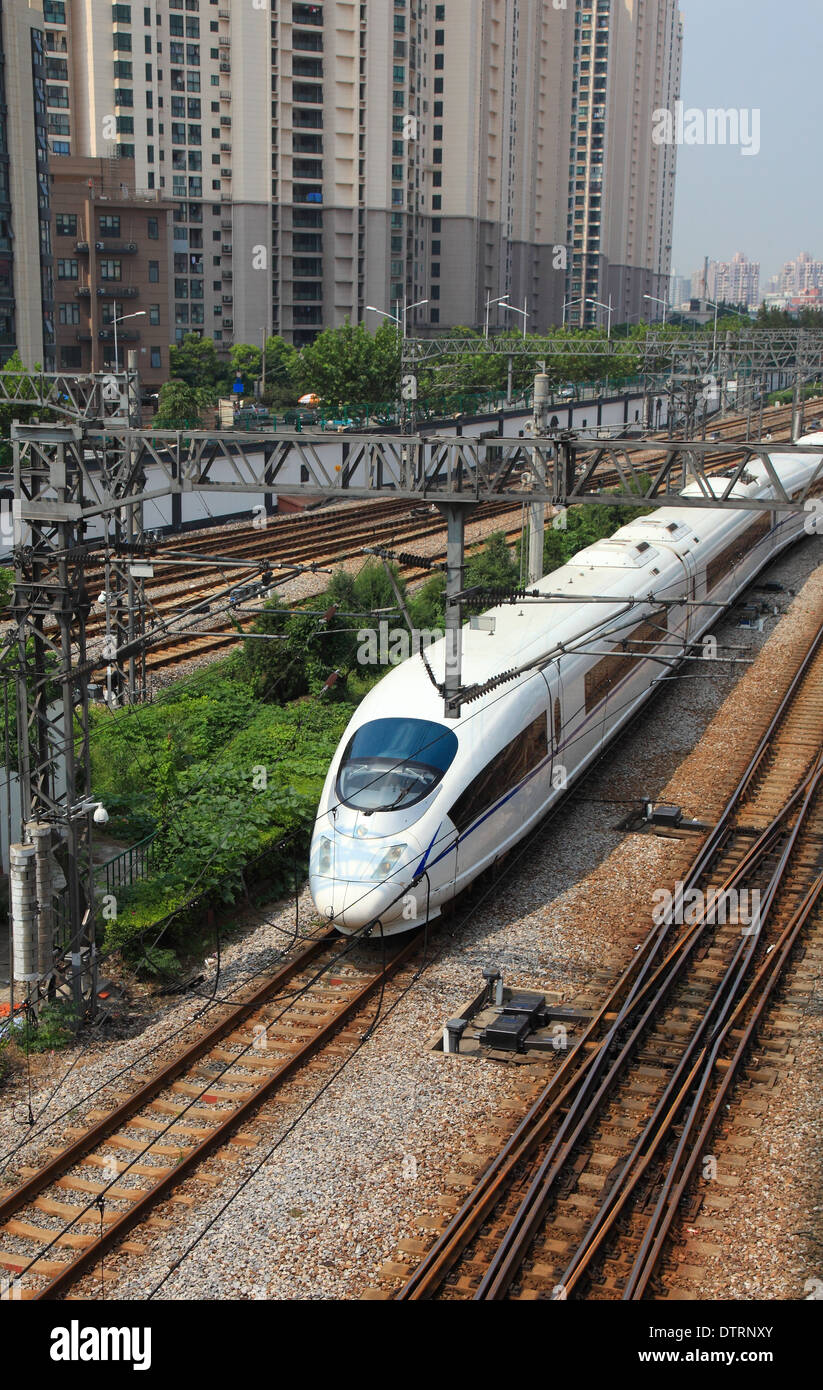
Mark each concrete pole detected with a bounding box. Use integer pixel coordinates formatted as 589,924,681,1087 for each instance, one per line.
28,822,54,978
10,842,37,985
528,373,550,584
441,504,466,720
792,367,804,441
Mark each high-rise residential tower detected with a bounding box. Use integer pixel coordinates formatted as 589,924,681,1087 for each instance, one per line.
42,0,682,349
0,0,55,367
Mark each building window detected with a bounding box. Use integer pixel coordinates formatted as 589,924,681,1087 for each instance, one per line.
60,345,82,367
99,260,122,280
58,302,80,325
99,215,121,236
55,214,77,236
147,217,159,239
148,260,160,283
149,303,160,325
150,347,162,368
57,258,78,279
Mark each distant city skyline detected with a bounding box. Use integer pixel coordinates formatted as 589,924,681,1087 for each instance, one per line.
671,0,822,284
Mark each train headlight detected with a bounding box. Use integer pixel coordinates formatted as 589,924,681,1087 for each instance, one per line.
368,844,407,882
316,837,333,875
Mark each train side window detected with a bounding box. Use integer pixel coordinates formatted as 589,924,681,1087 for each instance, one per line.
584,610,669,714
706,514,771,590
450,714,547,833
553,697,562,751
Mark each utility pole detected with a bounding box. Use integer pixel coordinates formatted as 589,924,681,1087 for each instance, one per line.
528,372,550,584
440,503,471,720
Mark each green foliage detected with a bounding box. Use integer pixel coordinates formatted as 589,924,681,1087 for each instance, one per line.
153,379,215,429
137,945,182,980
94,664,352,954
261,335,301,409
169,333,229,393
0,565,13,614
0,351,54,470
296,319,401,405
16,1000,79,1053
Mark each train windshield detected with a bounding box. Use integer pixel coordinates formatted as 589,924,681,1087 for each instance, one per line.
337,718,459,813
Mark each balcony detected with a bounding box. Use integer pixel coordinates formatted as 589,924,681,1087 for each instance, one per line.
222,294,233,304
222,242,232,254
96,285,138,298
96,241,138,254
98,328,140,341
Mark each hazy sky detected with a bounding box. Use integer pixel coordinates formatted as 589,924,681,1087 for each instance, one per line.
671,0,822,284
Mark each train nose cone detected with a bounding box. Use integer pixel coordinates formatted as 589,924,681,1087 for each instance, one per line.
310,876,412,932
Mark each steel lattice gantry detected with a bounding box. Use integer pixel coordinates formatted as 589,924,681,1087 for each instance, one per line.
5,365,146,1006
39,428,823,515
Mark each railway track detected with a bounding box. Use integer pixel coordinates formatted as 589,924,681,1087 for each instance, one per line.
390,619,823,1301
140,513,526,672
28,397,814,676
0,925,420,1300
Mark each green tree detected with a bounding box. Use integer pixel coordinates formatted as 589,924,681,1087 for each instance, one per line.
153,379,214,429
261,335,300,408
169,334,228,394
0,350,50,470
296,319,401,405
229,342,262,394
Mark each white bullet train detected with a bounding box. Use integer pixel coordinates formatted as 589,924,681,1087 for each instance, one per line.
309,439,823,936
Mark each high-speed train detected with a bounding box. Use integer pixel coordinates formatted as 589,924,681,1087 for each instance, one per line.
309,440,823,936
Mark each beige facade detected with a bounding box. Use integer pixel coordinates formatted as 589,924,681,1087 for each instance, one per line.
1,0,55,367
46,0,682,349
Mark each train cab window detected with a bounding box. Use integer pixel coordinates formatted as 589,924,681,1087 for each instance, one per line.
450,714,547,834
337,718,458,813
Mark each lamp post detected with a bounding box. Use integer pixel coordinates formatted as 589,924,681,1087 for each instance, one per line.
643,293,668,326
586,295,613,338
366,295,428,339
110,306,146,374
484,292,510,339
705,298,720,370
501,297,529,340
562,296,585,328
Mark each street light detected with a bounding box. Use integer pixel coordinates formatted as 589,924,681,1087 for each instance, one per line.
366,296,428,339
643,293,668,326
704,298,721,368
562,297,586,328
586,296,613,338
484,292,510,339
110,305,146,374
501,297,530,340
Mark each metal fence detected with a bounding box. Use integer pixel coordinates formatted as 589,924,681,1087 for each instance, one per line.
97,831,157,896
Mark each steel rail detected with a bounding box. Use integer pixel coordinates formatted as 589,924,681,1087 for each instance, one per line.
399,617,823,1300
547,750,823,1301
0,928,337,1232
626,869,823,1299
31,930,420,1299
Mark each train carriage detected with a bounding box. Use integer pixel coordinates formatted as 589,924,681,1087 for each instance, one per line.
309,441,823,935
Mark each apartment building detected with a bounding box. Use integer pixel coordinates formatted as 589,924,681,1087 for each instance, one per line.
50,154,172,383
777,253,823,299
45,0,682,349
565,0,683,330
0,0,55,367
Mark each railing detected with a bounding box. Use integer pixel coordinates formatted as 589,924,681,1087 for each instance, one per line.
98,832,158,896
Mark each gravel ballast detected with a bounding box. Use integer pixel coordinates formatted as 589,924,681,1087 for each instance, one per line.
1,533,821,1301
